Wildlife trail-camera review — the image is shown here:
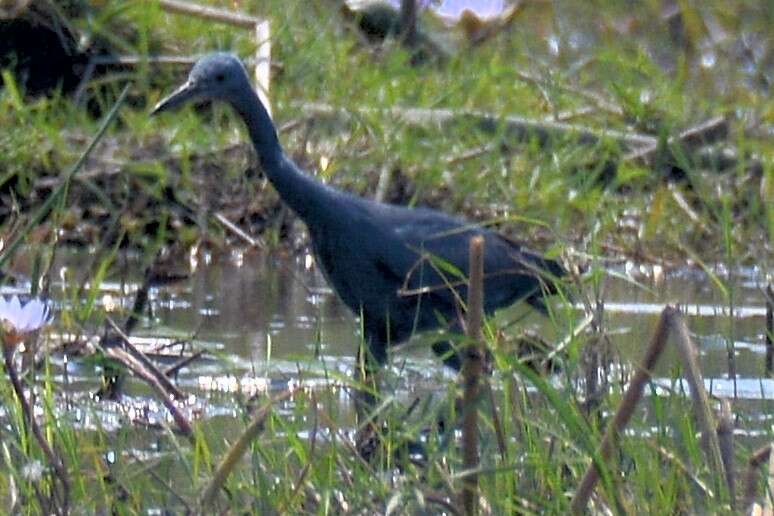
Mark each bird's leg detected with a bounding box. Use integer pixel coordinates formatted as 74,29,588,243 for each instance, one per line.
353,338,383,423
353,337,389,461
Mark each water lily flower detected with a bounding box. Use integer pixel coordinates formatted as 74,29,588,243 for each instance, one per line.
0,296,52,345
348,0,508,22
431,0,507,22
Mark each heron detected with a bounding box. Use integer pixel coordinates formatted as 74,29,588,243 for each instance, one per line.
152,52,565,377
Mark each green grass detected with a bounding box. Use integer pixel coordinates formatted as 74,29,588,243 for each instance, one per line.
0,0,772,513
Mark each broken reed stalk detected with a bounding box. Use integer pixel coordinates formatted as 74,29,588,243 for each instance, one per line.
103,344,193,437
572,306,733,511
461,235,485,516
200,389,293,509
570,306,672,513
106,317,185,400
766,285,773,376
2,345,70,514
668,309,727,498
744,445,772,512
716,399,735,508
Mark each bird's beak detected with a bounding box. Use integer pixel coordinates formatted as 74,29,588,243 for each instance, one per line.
151,79,202,115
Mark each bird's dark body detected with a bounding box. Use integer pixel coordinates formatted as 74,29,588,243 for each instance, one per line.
153,53,564,370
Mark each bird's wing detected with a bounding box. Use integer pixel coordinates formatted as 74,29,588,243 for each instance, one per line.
366,204,561,312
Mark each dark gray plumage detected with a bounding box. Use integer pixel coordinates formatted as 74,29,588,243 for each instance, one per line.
152,53,565,371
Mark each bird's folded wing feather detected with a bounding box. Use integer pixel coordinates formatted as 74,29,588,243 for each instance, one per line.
363,204,553,308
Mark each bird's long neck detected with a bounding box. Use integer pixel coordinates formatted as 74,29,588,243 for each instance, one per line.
231,88,335,221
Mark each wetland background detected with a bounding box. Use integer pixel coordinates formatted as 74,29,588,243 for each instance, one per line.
0,0,772,513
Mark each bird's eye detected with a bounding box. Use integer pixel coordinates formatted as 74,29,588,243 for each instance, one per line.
215,73,225,82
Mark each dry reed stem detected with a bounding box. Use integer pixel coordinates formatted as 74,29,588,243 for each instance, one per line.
570,306,672,513
716,399,735,507
199,389,292,508
461,235,485,516
766,285,773,375
744,445,772,512
668,309,726,496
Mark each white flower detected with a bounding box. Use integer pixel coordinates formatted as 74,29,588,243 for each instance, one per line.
0,296,52,334
21,460,44,481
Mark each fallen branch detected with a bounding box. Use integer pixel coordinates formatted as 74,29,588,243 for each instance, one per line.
157,0,260,27
101,342,193,437
106,317,185,400
298,101,657,151
623,116,728,165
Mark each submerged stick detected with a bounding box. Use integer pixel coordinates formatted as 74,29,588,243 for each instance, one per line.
570,306,672,513
200,389,292,508
668,309,726,498
461,235,485,516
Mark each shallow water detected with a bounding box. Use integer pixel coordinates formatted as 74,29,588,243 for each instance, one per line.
2,248,773,436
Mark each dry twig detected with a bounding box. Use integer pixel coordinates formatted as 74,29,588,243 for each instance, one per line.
461,235,485,515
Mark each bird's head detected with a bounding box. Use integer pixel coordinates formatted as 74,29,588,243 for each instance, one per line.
151,53,251,114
